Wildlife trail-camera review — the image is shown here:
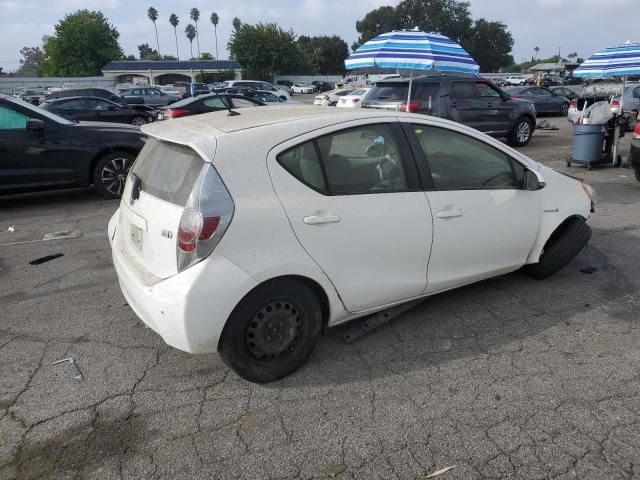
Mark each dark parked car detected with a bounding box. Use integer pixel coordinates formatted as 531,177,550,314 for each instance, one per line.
276,80,294,88
118,87,181,106
540,76,565,87
0,95,145,198
20,89,45,105
550,86,579,101
41,96,156,126
312,81,334,92
156,93,264,120
41,87,123,105
363,74,537,147
505,86,570,116
173,82,211,98
630,119,640,181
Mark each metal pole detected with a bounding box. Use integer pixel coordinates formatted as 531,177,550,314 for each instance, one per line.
612,74,626,166
406,70,413,112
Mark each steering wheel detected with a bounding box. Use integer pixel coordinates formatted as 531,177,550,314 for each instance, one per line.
482,171,513,187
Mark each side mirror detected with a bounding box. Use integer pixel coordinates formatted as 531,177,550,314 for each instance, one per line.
524,169,546,190
26,118,45,132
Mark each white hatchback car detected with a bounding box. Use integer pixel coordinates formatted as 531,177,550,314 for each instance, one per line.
314,89,354,106
291,83,316,94
110,106,595,383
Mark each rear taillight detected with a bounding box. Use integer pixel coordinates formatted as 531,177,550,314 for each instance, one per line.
399,101,422,112
352,98,360,104
163,108,189,119
611,100,621,109
177,165,234,271
570,99,577,108
634,121,640,139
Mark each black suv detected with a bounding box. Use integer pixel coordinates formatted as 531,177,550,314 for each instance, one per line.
363,74,537,147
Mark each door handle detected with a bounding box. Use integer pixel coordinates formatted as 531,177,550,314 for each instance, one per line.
303,214,341,225
436,208,463,219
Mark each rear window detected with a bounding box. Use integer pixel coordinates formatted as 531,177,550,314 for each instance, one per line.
368,82,439,102
131,138,204,206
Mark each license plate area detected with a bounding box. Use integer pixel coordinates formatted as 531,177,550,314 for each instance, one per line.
130,224,143,250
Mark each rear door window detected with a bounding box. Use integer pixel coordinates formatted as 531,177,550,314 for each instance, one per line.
450,82,478,99
131,138,204,206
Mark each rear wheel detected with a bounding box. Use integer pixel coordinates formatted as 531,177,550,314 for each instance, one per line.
219,279,322,383
93,152,135,198
508,117,533,147
524,218,592,279
626,111,638,132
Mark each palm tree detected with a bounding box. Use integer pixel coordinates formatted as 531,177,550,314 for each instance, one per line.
185,24,196,60
232,17,242,31
190,8,201,59
169,14,180,60
147,7,161,57
210,12,219,60
534,46,540,60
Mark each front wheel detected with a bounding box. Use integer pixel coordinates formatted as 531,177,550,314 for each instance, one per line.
131,115,147,126
219,279,322,383
93,152,135,198
560,103,569,117
524,218,592,280
508,117,533,147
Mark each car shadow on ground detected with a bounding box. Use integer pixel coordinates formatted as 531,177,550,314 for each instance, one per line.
272,228,639,389
0,187,113,211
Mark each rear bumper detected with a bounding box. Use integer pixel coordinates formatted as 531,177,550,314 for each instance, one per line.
631,142,640,170
109,210,258,353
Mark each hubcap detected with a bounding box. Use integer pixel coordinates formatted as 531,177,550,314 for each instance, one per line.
561,104,568,116
132,117,146,126
101,157,133,196
517,122,531,143
245,300,302,360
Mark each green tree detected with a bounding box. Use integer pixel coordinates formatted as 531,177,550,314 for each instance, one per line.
16,46,46,76
147,7,161,57
534,46,540,59
124,54,136,61
232,17,242,31
200,52,214,60
138,43,157,59
228,22,299,80
297,35,349,74
41,10,123,76
210,12,220,60
567,52,578,60
190,8,201,59
464,19,514,72
185,24,196,59
396,0,473,42
169,14,180,60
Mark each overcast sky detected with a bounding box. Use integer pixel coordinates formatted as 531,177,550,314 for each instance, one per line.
0,0,637,73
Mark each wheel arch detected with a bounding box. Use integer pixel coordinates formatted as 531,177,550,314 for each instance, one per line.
526,214,587,264
218,274,332,350
87,147,140,185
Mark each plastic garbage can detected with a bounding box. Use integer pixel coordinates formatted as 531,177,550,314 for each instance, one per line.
571,124,605,166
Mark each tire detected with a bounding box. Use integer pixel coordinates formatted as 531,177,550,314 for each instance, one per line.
279,95,287,101
131,115,147,126
524,218,592,280
219,279,322,383
93,152,136,198
560,103,569,117
626,112,638,132
634,169,640,182
508,117,533,147
329,101,337,107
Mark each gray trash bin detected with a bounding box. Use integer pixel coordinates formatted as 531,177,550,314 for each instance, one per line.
571,124,605,166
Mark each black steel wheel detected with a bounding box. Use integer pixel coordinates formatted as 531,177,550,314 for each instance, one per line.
93,152,135,198
220,279,322,383
560,103,569,116
131,115,147,126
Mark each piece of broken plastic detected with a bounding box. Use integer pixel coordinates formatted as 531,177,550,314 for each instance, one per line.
7,226,15,232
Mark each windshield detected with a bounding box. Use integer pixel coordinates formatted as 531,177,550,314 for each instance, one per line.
8,97,74,125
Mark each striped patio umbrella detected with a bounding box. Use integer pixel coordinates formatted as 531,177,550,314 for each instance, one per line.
573,41,640,78
345,28,479,110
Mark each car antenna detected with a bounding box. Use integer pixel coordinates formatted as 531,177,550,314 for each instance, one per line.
210,86,240,116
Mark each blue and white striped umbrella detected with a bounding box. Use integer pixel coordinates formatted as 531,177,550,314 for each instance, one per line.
573,42,640,77
345,28,480,75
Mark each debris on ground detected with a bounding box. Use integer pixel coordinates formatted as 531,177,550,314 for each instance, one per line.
51,357,83,380
536,120,559,131
7,226,15,232
580,266,598,274
29,253,64,265
42,230,83,241
425,466,457,478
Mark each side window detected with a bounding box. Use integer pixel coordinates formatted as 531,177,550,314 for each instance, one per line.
411,124,521,190
0,106,28,130
261,83,276,91
203,97,228,108
450,82,478,99
277,141,327,194
93,100,111,110
231,98,261,108
61,99,89,109
277,124,409,195
477,82,501,97
537,88,552,96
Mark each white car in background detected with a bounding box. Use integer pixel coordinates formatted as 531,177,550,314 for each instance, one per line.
222,80,291,101
505,76,528,86
313,88,354,106
336,88,371,108
159,85,181,96
110,106,595,383
291,83,316,94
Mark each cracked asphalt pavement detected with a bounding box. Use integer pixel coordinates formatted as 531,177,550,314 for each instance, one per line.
1,117,639,479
